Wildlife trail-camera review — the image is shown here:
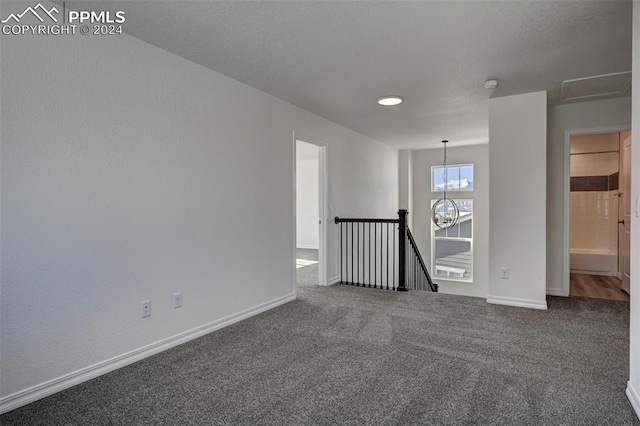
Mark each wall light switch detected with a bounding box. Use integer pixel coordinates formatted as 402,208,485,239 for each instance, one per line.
173,292,182,309
500,268,509,279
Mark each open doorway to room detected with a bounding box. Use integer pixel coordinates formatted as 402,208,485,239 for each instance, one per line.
295,139,326,288
567,131,631,301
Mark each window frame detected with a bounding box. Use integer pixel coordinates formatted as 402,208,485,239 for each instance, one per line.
430,198,474,283
431,163,474,283
431,163,475,193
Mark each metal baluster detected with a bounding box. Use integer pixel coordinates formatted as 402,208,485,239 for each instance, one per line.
385,223,389,290
406,241,409,290
356,222,359,285
351,222,354,285
374,223,377,288
358,222,361,286
411,246,415,290
393,224,396,290
345,223,349,284
340,222,343,283
361,222,363,286
408,246,411,290
368,223,372,288
413,250,418,288
404,236,407,290
359,222,363,286
409,238,412,289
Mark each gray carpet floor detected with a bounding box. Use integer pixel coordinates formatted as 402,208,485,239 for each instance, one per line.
1,283,637,425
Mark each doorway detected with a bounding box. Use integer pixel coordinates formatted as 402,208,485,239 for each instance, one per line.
565,129,631,301
295,139,327,288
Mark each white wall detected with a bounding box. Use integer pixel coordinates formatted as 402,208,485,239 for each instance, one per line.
626,1,640,417
0,1,398,409
547,97,631,295
488,91,548,310
398,150,413,229
411,144,489,298
296,145,319,249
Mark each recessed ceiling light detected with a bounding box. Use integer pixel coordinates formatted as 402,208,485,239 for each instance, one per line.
484,79,499,89
377,96,404,106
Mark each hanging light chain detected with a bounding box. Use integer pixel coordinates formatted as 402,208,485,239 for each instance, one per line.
443,140,449,223
443,140,448,203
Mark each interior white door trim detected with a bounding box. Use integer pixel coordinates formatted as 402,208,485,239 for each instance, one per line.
293,133,328,290
621,133,632,293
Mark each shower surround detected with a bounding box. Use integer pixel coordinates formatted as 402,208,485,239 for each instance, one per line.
569,133,619,276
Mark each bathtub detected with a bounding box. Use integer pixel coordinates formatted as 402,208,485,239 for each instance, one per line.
570,248,618,276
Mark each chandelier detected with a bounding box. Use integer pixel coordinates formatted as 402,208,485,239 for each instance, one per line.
431,140,460,229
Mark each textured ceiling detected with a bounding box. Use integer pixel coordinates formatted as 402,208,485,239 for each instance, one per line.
68,1,632,149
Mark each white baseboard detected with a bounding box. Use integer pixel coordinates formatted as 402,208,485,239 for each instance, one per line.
296,244,319,250
0,292,296,415
627,381,640,420
570,269,618,277
546,287,566,297
486,295,548,310
328,275,341,285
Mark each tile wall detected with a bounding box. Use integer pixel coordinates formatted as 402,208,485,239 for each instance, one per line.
569,134,620,253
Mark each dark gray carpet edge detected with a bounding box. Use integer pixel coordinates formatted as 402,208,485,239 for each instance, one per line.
1,284,638,425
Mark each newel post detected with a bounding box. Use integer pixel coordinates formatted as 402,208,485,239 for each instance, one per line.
397,209,408,291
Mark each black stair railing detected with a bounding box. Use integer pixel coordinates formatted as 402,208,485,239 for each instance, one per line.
406,228,439,292
334,209,437,292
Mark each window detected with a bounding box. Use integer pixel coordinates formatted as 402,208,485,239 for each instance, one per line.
432,164,474,192
431,163,474,282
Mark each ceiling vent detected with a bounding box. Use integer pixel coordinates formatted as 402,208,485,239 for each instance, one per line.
559,71,631,103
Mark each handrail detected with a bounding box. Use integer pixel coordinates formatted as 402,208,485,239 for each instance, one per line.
335,217,399,224
407,228,438,292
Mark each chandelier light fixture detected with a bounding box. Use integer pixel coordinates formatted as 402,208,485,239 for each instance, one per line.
431,140,460,229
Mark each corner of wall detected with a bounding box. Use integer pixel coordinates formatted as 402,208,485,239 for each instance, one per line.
488,91,548,308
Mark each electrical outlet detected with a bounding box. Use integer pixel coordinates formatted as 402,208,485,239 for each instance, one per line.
140,300,151,318
500,268,509,279
173,292,182,309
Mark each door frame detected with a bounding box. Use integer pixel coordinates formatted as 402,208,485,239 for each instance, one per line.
620,132,632,293
562,124,631,297
293,133,328,291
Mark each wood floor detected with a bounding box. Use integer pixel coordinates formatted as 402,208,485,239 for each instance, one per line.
570,273,629,301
